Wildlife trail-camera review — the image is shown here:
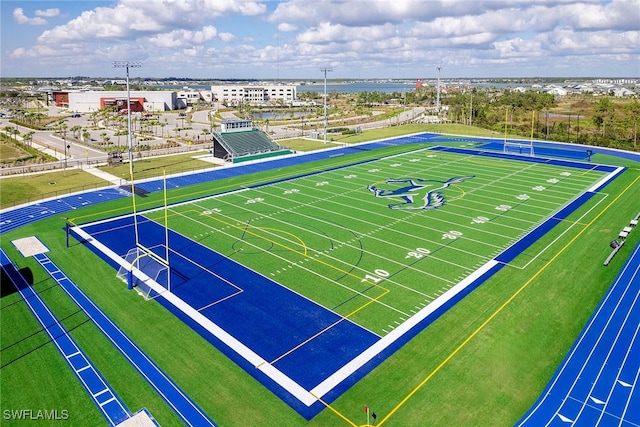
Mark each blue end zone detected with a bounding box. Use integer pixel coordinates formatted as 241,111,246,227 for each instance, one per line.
475,140,593,160
74,215,379,418
429,145,619,172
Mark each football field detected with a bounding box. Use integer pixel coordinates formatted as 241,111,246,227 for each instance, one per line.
72,145,621,418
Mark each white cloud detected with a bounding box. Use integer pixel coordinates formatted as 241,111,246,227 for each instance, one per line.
297,22,397,44
219,32,236,42
559,0,640,31
278,23,298,33
35,8,60,18
13,8,47,25
147,26,218,48
35,0,266,43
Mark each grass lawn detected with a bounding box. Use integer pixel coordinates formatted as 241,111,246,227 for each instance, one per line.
0,169,109,209
279,138,340,152
0,141,27,163
98,150,218,181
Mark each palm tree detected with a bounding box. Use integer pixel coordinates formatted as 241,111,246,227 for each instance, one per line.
23,130,35,147
70,125,82,140
5,126,20,142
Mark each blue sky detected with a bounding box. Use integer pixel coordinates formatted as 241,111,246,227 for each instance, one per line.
2,0,638,79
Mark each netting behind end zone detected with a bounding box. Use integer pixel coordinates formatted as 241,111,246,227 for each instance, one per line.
116,247,170,300
504,141,535,157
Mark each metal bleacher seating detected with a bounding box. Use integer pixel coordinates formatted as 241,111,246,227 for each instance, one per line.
215,130,281,157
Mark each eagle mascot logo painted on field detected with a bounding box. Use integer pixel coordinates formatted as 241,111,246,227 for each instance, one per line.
367,176,474,210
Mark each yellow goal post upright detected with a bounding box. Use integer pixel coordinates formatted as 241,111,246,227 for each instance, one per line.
118,169,171,298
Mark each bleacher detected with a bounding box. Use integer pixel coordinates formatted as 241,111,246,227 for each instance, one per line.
218,130,281,156
212,125,290,163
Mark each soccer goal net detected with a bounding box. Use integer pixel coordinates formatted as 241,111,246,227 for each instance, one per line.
116,247,170,300
503,140,535,156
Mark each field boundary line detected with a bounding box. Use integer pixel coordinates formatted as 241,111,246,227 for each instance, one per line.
376,173,640,426
310,394,358,427
507,191,609,270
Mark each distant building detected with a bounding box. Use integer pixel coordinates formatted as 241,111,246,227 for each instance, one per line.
64,91,178,112
101,79,127,86
176,88,213,107
612,87,636,97
210,84,297,105
545,86,569,96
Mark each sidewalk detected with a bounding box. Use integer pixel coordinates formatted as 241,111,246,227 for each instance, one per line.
84,166,126,186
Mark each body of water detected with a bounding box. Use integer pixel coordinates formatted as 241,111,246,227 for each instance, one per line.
298,82,415,94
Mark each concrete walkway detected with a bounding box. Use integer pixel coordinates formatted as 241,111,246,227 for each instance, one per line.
84,167,126,186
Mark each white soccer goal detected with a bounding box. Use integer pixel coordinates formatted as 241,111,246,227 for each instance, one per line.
503,140,535,156
116,247,170,300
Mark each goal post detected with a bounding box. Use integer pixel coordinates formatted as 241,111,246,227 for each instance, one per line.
503,109,535,157
116,247,171,300
503,140,535,156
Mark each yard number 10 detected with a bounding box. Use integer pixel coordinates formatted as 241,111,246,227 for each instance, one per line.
361,269,390,284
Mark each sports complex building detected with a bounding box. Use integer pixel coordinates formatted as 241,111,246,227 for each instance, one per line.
53,90,178,113
1,133,638,426
48,84,298,113
210,84,297,105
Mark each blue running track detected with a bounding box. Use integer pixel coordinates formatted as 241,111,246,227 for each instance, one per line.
516,242,640,426
0,188,128,235
31,252,217,427
0,249,131,426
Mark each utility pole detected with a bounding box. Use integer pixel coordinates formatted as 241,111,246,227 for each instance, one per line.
436,65,442,113
321,67,332,143
469,90,473,125
113,61,142,178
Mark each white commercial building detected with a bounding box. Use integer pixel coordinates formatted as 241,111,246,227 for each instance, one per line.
210,84,297,105
176,89,213,107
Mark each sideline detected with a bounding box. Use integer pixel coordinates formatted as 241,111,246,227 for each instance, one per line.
375,173,640,426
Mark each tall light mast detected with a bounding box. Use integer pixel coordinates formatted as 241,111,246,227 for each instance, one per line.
320,67,332,143
436,65,442,113
113,61,142,176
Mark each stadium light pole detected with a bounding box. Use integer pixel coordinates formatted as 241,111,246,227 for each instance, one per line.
436,65,441,114
321,67,332,143
113,61,142,177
